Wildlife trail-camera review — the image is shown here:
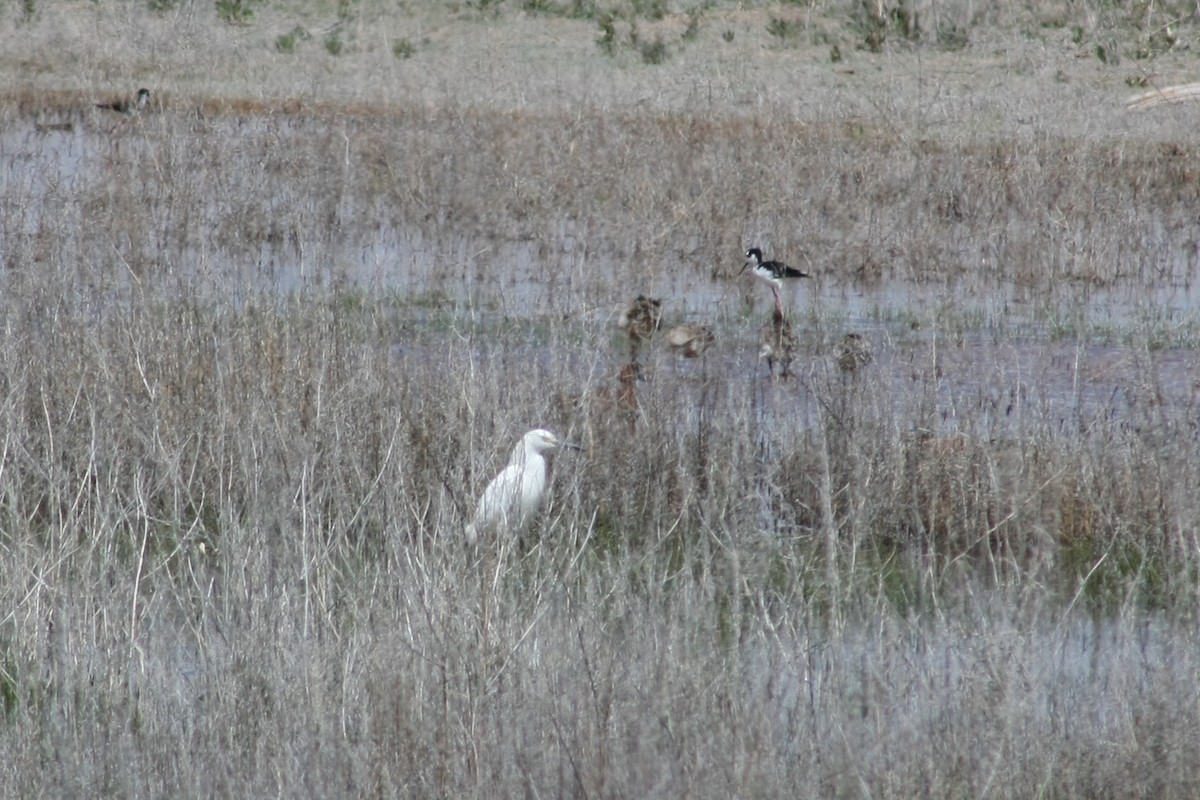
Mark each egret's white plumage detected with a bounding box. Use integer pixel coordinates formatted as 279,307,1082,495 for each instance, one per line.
465,429,578,543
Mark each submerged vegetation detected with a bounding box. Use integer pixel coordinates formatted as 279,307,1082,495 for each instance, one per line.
2,0,1200,796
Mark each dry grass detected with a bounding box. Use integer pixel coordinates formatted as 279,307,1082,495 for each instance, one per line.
3,96,1198,308
2,290,1199,797
1127,81,1200,110
3,1,1200,796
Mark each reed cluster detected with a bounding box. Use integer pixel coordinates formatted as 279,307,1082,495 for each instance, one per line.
3,2,1200,792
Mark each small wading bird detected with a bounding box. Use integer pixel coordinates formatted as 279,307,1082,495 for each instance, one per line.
759,307,797,379
95,88,151,115
742,247,809,317
665,324,716,359
556,363,644,446
556,363,643,419
617,295,662,362
582,362,643,417
835,332,873,373
465,429,582,544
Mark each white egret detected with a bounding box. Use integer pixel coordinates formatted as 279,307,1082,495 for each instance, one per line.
465,429,581,543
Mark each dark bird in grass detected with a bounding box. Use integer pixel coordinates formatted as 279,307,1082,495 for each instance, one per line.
96,88,151,115
835,332,873,373
560,363,643,419
742,247,809,317
618,295,662,362
556,363,645,446
665,324,716,359
758,307,797,380
611,362,643,415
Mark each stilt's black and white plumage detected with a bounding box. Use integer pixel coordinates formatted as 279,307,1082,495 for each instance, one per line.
743,247,808,289
741,247,809,317
96,88,151,115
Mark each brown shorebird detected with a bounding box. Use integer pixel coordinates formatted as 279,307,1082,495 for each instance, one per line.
617,295,662,362
665,324,716,359
759,306,797,379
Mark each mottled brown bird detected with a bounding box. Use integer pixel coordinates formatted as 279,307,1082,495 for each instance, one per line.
556,363,644,447
617,295,662,361
758,307,796,379
835,332,873,373
665,324,716,359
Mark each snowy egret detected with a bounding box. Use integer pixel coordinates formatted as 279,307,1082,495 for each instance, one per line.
742,247,809,317
835,332,873,372
618,295,662,361
96,88,151,115
665,324,716,359
759,307,797,379
465,429,581,543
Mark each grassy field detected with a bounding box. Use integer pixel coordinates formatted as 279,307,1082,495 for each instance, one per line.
3,0,1200,797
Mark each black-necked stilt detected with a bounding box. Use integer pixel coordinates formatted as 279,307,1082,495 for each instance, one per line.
759,307,797,380
835,332,873,373
618,295,662,361
665,324,716,359
96,88,151,115
742,247,809,316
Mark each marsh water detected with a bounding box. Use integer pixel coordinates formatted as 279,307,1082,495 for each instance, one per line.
5,112,1199,450
6,73,1200,798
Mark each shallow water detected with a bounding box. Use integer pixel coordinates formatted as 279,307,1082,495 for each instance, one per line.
4,114,1199,444
5,114,1198,314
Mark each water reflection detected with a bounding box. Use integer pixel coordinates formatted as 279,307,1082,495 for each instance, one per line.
4,114,1199,441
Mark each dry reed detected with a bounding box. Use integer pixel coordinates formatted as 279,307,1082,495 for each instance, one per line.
3,2,1200,796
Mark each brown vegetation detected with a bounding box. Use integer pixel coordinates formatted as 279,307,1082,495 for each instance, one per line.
3,1,1200,796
